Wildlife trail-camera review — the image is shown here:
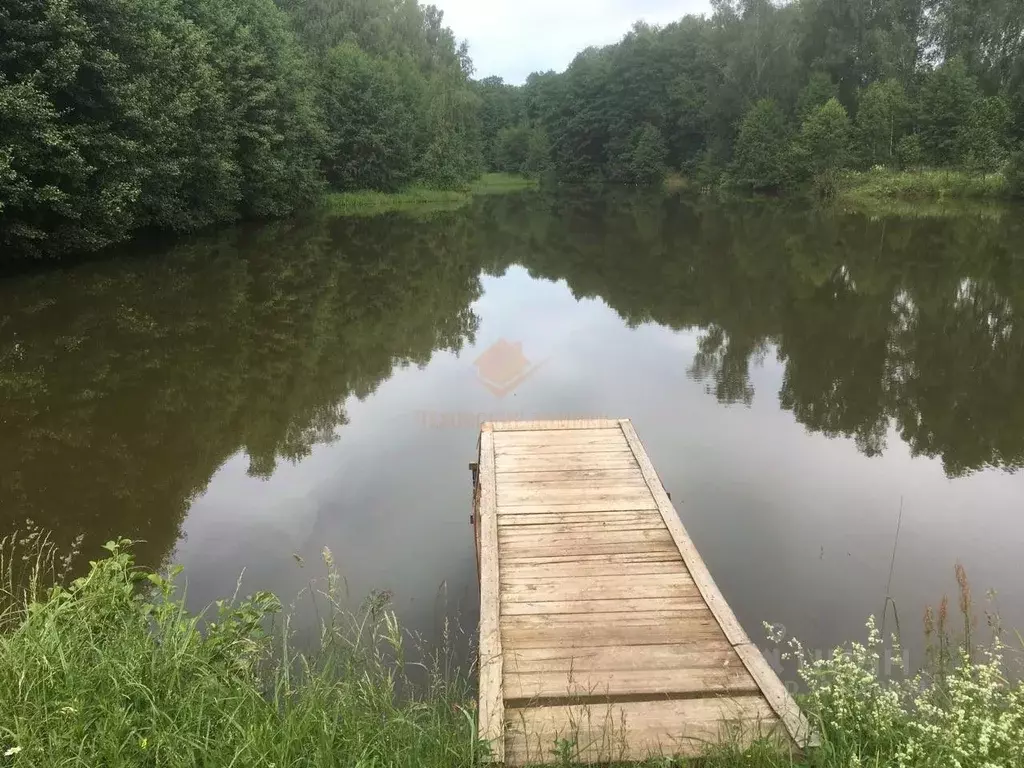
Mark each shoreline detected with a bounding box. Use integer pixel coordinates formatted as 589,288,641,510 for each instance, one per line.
322,173,538,217
2,540,1019,767
836,167,1012,205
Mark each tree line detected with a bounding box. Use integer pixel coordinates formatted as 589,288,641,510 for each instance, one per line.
5,0,1024,262
477,0,1024,191
1,0,482,260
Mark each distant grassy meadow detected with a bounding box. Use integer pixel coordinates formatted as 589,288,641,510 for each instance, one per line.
0,530,1020,767
323,174,538,217
838,167,1011,203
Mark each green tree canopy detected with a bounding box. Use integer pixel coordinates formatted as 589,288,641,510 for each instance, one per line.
1,0,482,263
795,98,852,178
319,44,418,191
731,99,791,191
856,80,909,168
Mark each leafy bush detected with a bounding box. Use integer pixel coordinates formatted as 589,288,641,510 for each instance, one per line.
1004,148,1024,199
319,44,419,192
418,88,484,190
771,568,1024,768
0,0,324,260
494,125,533,174
856,80,909,169
918,58,980,167
896,135,924,169
618,123,669,184
794,98,851,196
797,71,838,119
523,127,552,178
730,99,792,192
957,96,1011,174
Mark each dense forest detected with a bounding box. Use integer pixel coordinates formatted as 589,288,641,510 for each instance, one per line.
4,0,1024,261
0,0,482,259
477,0,1024,191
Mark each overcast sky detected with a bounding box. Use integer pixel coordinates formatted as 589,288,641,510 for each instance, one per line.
432,0,713,84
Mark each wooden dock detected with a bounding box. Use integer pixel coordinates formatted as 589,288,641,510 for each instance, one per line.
472,419,814,765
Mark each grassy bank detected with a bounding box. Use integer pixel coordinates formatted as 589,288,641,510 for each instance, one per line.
0,537,481,767
1,538,1021,767
838,167,1011,204
323,173,537,217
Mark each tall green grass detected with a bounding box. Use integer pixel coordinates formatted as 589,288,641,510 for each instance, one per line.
839,167,1010,203
0,534,1019,767
0,537,481,767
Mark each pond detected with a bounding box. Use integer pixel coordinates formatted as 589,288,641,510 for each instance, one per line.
2,189,1023,683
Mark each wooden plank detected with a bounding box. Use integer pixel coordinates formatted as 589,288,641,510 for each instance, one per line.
499,481,651,497
736,642,821,748
488,419,623,432
501,528,675,544
617,419,814,749
503,573,696,589
501,571,693,590
500,597,707,616
500,550,682,566
498,487,656,506
497,510,665,527
494,428,626,443
496,440,632,456
501,581,699,604
503,616,725,649
504,666,759,702
499,540,680,559
504,696,783,766
498,519,667,536
501,559,682,580
499,475,649,491
496,500,659,514
496,468,645,484
476,430,504,763
502,642,738,673
504,610,710,628
497,452,638,473
499,529,675,549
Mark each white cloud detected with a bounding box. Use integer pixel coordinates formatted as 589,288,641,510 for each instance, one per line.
432,0,713,84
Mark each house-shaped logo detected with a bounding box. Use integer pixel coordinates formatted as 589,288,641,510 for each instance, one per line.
474,339,544,398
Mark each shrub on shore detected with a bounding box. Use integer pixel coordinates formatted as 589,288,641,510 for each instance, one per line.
770,566,1024,768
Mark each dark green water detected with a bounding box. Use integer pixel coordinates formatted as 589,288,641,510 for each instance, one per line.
2,190,1023,679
